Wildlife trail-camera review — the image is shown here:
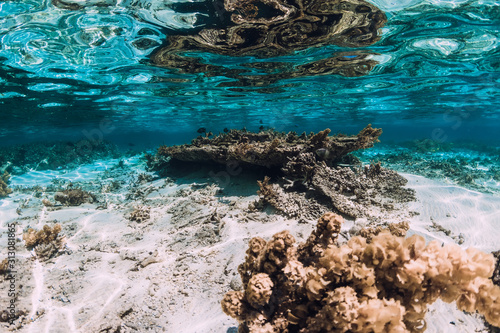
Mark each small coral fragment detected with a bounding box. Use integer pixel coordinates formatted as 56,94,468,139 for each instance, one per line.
0,171,13,197
0,258,9,275
222,212,500,332
129,206,151,223
246,273,274,307
23,224,64,260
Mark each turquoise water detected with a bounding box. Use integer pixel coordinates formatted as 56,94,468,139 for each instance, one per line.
0,0,498,148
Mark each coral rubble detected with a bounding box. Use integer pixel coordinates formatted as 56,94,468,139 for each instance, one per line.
23,224,65,260
222,212,500,332
0,171,12,197
54,188,96,206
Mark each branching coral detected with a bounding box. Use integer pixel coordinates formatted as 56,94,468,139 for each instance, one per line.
129,206,151,223
222,213,500,332
23,224,65,260
0,171,13,197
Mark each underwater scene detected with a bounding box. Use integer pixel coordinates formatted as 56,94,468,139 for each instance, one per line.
1,0,499,332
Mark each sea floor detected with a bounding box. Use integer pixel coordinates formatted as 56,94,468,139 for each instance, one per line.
0,145,499,332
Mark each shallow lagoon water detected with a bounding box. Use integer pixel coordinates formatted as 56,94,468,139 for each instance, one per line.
0,0,500,332
0,0,499,146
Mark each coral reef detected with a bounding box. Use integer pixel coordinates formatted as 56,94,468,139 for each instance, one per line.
355,141,500,194
222,212,500,332
54,188,96,206
154,125,381,168
23,224,65,260
0,171,12,197
152,125,414,220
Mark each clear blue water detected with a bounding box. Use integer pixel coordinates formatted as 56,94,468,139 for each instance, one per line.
0,0,499,148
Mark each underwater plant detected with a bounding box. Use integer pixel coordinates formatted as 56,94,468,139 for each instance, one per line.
221,212,500,332
0,171,12,197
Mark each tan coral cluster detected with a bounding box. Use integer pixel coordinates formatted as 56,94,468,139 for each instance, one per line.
221,212,500,332
0,171,13,197
23,224,65,260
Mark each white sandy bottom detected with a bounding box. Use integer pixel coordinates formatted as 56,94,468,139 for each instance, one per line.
0,168,498,333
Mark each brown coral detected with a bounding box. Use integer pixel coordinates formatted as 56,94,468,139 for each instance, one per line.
0,171,13,197
0,258,9,275
129,206,151,223
153,125,413,220
221,212,500,332
23,224,65,260
54,188,95,206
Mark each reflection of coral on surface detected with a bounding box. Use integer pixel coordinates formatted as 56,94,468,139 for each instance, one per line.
149,0,386,83
0,171,12,197
222,212,500,332
152,0,386,59
23,224,65,260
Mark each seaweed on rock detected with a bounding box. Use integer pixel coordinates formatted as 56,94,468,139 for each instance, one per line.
222,213,500,332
